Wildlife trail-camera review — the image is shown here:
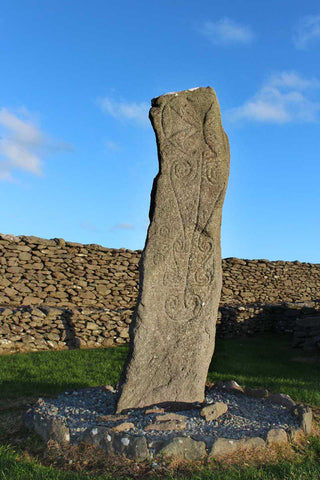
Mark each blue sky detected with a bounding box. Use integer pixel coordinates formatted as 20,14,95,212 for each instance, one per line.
0,0,319,262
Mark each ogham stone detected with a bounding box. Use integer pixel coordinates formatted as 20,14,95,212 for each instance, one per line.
116,87,230,412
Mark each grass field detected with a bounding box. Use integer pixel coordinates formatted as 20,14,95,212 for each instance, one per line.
0,335,319,479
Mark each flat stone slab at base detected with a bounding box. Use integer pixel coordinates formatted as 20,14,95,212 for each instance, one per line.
25,382,312,462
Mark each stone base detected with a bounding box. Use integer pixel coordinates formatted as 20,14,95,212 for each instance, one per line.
24,381,313,462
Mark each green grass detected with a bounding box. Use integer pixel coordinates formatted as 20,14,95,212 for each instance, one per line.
208,335,320,406
0,335,319,479
0,346,127,400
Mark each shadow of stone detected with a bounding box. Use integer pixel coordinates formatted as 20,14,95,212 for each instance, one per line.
216,301,320,340
60,310,80,349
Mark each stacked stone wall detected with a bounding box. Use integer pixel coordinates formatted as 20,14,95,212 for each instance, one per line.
0,233,319,354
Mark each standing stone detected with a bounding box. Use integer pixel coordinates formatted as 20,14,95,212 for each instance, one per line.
117,87,230,412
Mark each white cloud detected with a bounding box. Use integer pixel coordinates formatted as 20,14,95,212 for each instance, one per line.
0,107,73,181
199,17,254,46
104,140,122,152
98,97,149,126
293,15,320,49
80,221,101,233
226,71,320,124
110,223,134,232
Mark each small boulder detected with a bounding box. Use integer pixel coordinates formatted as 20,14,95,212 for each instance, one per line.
267,393,295,408
32,413,70,444
293,405,313,434
97,414,128,422
145,407,165,414
155,412,188,422
209,436,265,458
209,438,238,457
112,422,135,432
158,436,206,460
113,434,149,461
215,380,244,394
244,386,269,398
200,402,228,421
266,428,288,446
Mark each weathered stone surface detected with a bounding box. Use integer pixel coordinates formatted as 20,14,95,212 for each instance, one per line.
215,380,244,394
117,87,230,412
158,436,206,460
244,387,269,399
145,420,187,431
267,393,296,408
31,413,70,444
155,413,188,422
266,428,288,446
1,229,320,356
81,428,149,460
200,402,228,421
97,414,128,423
293,405,313,434
111,422,135,432
145,407,165,414
209,436,265,458
113,434,149,461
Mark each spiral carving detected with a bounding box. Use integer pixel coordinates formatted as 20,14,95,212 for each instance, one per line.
194,268,213,286
171,160,194,180
203,153,217,184
198,234,213,254
158,225,170,237
173,237,186,254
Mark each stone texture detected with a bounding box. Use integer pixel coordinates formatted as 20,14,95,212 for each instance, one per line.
111,422,134,432
112,434,149,461
155,413,188,422
145,407,165,414
81,428,149,460
31,413,70,444
267,393,296,408
97,414,128,423
209,436,265,458
144,420,187,431
293,405,313,434
244,387,269,399
1,230,320,355
200,402,228,421
293,316,320,353
158,436,206,460
266,428,288,446
117,87,230,412
215,380,244,394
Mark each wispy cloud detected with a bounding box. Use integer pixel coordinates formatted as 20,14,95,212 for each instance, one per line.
80,221,101,233
104,140,122,152
293,14,320,49
0,107,73,181
110,223,134,232
98,96,149,126
226,71,320,124
198,17,254,46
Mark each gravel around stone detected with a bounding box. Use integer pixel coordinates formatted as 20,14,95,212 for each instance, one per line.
25,384,300,452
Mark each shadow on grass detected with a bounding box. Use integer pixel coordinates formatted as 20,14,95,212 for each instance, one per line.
0,346,129,400
1,335,320,407
209,335,320,405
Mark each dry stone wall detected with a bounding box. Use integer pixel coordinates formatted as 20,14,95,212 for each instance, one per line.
0,233,320,354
